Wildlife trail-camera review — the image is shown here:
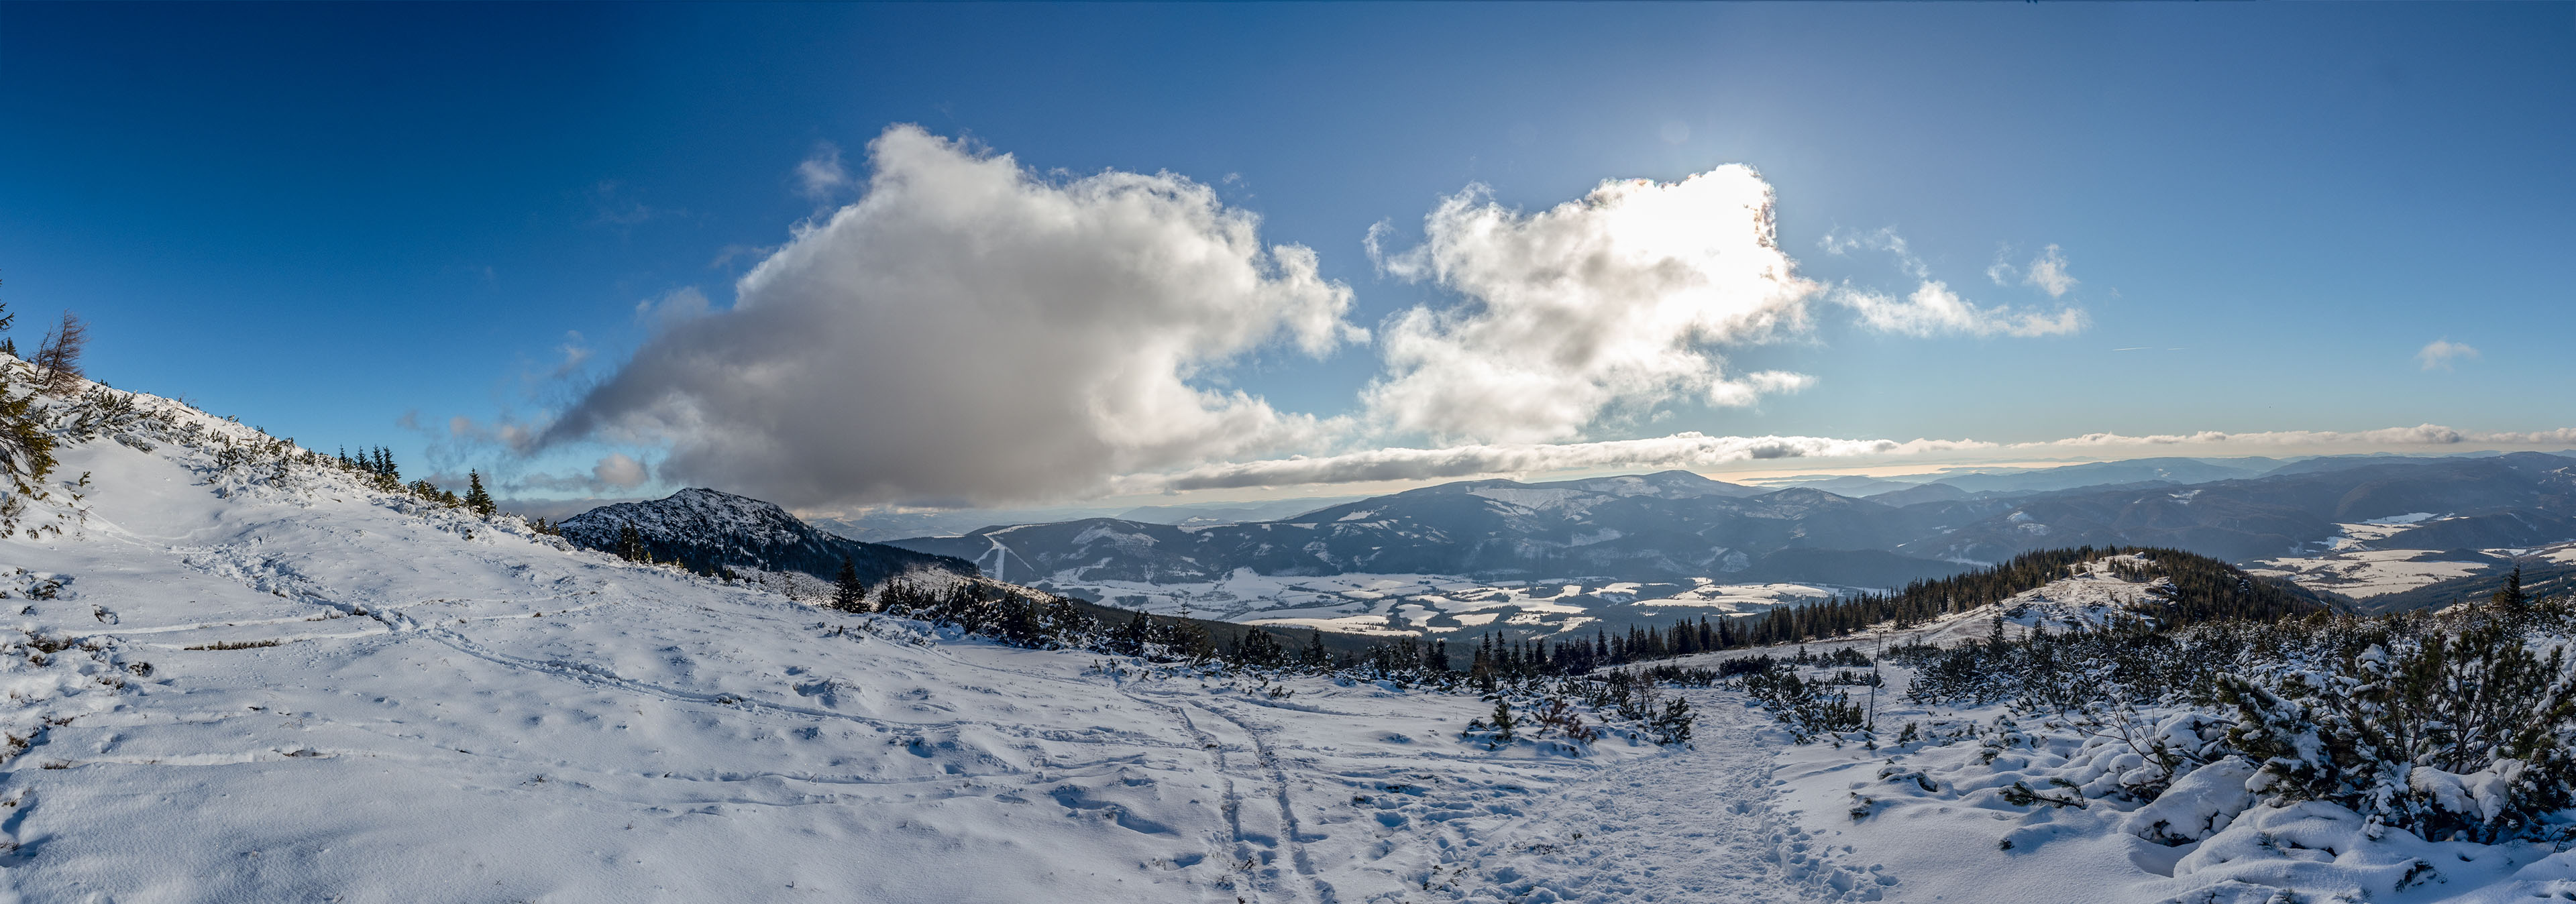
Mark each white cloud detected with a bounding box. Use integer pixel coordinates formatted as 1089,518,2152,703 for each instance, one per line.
633,286,711,332
2417,339,2480,372
593,453,648,489
2022,424,2576,449
1820,227,1927,278
1111,422,2576,492
1123,432,1993,492
1833,280,2085,338
1829,232,2082,337
544,125,1360,508
1362,167,1823,443
446,415,535,454
2023,244,2076,298
549,331,592,380
796,142,851,199
1707,370,1817,407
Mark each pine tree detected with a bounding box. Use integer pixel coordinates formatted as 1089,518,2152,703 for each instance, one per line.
1109,611,1152,657
1487,699,1517,747
616,522,646,561
1651,697,1695,746
464,470,496,516
0,384,54,489
2492,565,2528,610
830,557,868,612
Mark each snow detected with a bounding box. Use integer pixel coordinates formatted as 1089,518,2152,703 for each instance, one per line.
1434,697,1886,903
1699,555,2576,904
1760,671,2565,903
0,376,1731,902
7,375,2565,901
1056,571,1860,638
1466,488,1596,514
2247,549,2491,599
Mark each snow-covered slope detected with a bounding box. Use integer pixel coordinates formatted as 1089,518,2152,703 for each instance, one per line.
0,378,1886,903
15,373,2562,902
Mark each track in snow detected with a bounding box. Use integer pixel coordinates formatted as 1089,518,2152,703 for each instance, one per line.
1436,691,1890,903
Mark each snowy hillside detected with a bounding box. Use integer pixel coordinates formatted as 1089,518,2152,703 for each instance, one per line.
5,371,2566,902
0,374,1888,903
1694,557,2576,904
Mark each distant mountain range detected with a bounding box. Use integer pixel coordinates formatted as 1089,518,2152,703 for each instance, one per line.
872,453,2576,607
881,470,1984,587
806,494,1362,542
560,488,976,585
551,453,2576,628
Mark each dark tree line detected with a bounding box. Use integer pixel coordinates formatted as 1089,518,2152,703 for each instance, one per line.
1576,547,2328,673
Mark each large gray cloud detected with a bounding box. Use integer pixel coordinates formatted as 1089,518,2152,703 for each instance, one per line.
543,125,1359,508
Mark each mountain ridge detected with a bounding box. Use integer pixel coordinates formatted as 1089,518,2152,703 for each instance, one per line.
559,487,979,585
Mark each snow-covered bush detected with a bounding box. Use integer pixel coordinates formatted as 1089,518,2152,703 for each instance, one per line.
1738,665,1866,742
2216,605,2576,844
1868,592,2576,846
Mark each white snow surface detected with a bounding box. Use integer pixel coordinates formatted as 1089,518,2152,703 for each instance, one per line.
1681,557,2576,904
0,382,1882,903
8,382,2563,902
2247,549,2491,600
1061,571,1853,638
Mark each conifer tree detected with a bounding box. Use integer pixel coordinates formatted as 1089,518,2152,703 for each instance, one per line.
0,383,54,488
2492,565,2528,610
1487,699,1517,746
1109,610,1152,657
830,557,868,612
464,471,496,516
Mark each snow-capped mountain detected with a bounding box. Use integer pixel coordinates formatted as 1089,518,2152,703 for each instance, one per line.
888,470,1986,587
1906,453,2576,576
883,455,2576,627
559,486,975,585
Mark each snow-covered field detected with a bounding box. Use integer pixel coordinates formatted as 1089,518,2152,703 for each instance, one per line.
2239,515,2576,602
0,382,1888,903
9,379,2567,902
2245,548,2492,600
1050,571,1846,638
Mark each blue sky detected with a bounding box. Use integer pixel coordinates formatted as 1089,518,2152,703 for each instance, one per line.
3,3,2570,512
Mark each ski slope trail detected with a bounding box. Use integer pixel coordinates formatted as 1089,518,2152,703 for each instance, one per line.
1438,691,1889,903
